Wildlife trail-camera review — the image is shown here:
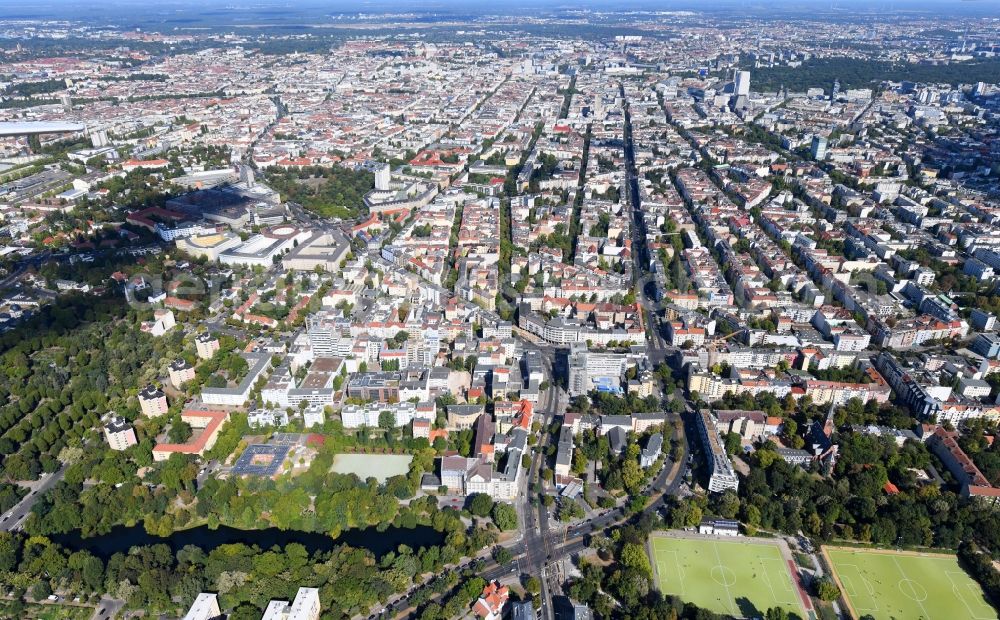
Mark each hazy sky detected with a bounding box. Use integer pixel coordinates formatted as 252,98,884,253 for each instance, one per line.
0,0,994,24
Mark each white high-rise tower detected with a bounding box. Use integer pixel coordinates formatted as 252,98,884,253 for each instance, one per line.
374,162,391,191
735,71,751,97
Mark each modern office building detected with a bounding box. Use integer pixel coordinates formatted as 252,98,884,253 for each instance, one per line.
566,342,630,397
971,333,1000,359
970,308,997,332
219,225,312,267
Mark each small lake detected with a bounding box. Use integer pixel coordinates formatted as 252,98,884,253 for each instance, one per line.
51,522,444,560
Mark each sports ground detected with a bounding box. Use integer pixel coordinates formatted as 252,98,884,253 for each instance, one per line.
825,546,997,620
650,533,809,618
330,453,412,483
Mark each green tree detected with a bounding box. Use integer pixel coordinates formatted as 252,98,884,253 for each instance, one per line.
724,432,742,456
493,546,513,565
620,542,652,576
168,419,193,443
525,576,541,594
491,502,517,531
815,577,841,602
229,603,263,620
765,607,789,620
30,580,52,601
0,532,18,572
717,490,741,519
468,493,494,518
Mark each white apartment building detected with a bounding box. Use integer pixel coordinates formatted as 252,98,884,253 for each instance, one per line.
833,330,871,352
307,314,355,358
156,220,215,242
201,353,271,407
262,588,321,620
104,416,137,451
141,308,176,337
169,359,197,389
303,405,325,428
340,401,423,428
262,366,295,408
183,593,221,620
196,332,221,360
138,384,169,417
697,409,739,493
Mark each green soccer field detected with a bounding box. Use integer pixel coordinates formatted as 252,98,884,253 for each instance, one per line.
650,535,808,618
825,547,997,620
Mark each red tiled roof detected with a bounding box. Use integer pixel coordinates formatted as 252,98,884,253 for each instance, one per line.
153,409,228,455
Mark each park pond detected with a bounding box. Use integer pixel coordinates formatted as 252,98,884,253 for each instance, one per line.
330,453,413,483
50,522,443,561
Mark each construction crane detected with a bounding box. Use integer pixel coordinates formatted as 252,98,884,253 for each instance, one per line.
706,326,745,351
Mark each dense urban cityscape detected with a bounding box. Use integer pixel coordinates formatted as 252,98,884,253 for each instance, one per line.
0,2,998,619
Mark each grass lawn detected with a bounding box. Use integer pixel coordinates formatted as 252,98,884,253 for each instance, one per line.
825,546,997,620
650,535,808,618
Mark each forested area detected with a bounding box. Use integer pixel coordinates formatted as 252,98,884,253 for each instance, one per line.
0,525,491,619
746,57,1000,93
665,431,1000,555
28,424,465,538
17,453,500,616
0,295,163,481
264,165,374,219
4,78,67,97
571,392,667,417
709,391,917,433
